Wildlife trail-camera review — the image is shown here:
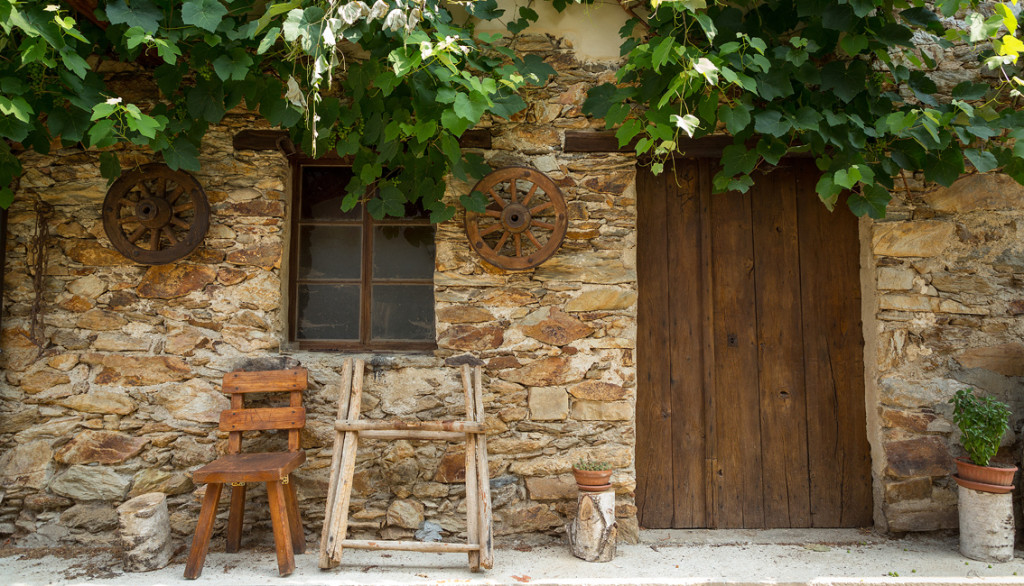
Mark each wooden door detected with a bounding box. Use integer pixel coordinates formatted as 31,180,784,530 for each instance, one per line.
636,158,872,529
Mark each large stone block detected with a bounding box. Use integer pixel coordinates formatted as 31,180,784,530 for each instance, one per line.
872,221,954,258
51,465,130,501
20,370,71,394
534,254,636,285
59,389,137,415
923,174,1024,213
568,381,627,401
154,378,228,423
80,354,190,386
386,499,425,529
957,343,1024,377
226,242,282,268
529,387,569,421
520,307,594,346
439,325,504,351
75,309,128,331
136,264,217,299
885,437,952,478
566,287,637,312
0,440,54,490
570,400,631,421
886,508,957,532
885,477,933,503
55,430,148,465
526,475,576,500
503,356,585,387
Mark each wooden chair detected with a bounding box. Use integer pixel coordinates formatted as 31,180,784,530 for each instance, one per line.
183,367,308,579
319,359,493,571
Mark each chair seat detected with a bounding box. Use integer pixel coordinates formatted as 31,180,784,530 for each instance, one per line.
193,451,306,484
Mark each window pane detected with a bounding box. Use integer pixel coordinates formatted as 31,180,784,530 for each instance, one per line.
298,226,361,279
296,284,360,340
373,226,435,279
301,167,361,220
371,285,435,341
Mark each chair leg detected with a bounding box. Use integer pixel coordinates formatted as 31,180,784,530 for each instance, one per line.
225,483,246,553
266,480,295,577
284,476,305,554
184,482,223,580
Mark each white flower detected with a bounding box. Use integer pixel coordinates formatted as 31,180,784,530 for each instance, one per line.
369,0,389,20
383,8,406,32
405,8,421,32
105,97,123,105
420,41,433,59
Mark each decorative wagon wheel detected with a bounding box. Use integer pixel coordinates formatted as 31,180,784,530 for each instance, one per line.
102,163,210,265
464,166,568,270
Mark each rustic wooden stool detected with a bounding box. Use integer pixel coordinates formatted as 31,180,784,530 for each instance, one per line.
319,359,493,571
183,368,308,579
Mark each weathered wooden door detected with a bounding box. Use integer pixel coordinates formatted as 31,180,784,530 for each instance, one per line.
636,158,872,529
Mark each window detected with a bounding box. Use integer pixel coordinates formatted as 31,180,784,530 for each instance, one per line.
289,164,436,350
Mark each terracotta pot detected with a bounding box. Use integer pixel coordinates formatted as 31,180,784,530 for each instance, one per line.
572,467,612,492
954,458,1017,493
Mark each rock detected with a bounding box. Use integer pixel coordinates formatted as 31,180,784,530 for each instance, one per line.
566,287,637,312
59,295,94,312
137,264,217,299
0,408,40,434
67,243,126,266
93,333,151,352
20,370,71,394
117,493,173,572
67,275,107,298
227,271,281,311
885,437,952,478
957,344,1024,376
876,267,915,291
414,520,444,542
526,475,576,500
887,509,958,532
0,327,41,372
872,221,954,258
924,174,1024,213
79,354,190,386
216,267,247,285
47,353,79,371
51,465,130,501
885,478,932,503
503,357,584,387
226,242,282,268
439,325,504,351
76,309,128,330
498,503,563,534
59,389,137,415
23,493,72,511
571,400,631,421
222,200,285,217
164,327,208,356
386,499,425,529
529,387,569,421
61,503,118,531
436,306,495,324
0,440,53,490
434,448,466,483
534,255,636,285
220,325,279,353
930,273,995,295
520,307,594,346
129,470,194,497
881,409,938,434
568,381,627,401
55,430,148,465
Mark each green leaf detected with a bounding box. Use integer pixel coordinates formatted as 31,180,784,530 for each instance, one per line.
213,49,254,82
60,48,90,79
453,92,488,122
652,37,675,72
0,96,32,123
820,61,866,102
182,0,229,33
757,70,793,100
936,0,960,17
187,81,226,123
0,187,12,209
952,81,989,100
87,119,117,147
517,54,556,86
721,143,759,177
165,137,201,172
459,191,487,213
753,110,791,137
840,34,869,56
582,83,623,119
965,148,998,173
48,107,91,142
466,0,505,20
106,0,161,33
822,3,855,31
99,151,121,182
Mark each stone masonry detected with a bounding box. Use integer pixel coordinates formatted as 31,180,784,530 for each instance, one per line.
0,34,641,550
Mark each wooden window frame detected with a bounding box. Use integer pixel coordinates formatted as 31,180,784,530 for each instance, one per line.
288,159,437,352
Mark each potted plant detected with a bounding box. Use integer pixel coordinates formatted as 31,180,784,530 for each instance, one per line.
950,388,1015,493
572,459,613,492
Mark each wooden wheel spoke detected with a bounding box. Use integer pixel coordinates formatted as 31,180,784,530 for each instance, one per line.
170,217,190,229
149,229,160,251
493,231,510,253
484,209,501,218
158,177,168,198
479,223,503,238
138,181,154,199
173,201,195,214
509,179,517,204
530,201,553,214
127,225,146,243
163,227,179,246
117,197,136,208
526,231,542,248
167,185,186,205
488,188,506,209
531,220,554,230
521,183,539,207
119,215,141,225
513,234,522,257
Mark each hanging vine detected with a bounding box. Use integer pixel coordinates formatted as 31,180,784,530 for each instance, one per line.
28,200,52,348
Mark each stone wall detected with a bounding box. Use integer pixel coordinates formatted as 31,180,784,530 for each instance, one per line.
872,173,1024,532
0,35,641,550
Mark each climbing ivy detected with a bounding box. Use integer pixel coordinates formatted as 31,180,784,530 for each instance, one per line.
581,0,1024,217
0,0,1022,219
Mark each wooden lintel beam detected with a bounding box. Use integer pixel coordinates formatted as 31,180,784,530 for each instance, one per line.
233,129,492,153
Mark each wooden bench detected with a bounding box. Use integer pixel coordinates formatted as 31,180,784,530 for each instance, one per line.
183,368,308,579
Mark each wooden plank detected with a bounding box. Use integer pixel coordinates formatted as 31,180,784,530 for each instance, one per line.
635,163,675,528
474,366,494,569
223,368,307,393
709,176,764,529
357,430,469,441
334,420,486,433
795,161,872,527
462,366,481,571
698,159,718,529
340,539,480,553
665,159,706,528
750,164,811,528
326,359,365,563
220,407,305,432
319,359,353,569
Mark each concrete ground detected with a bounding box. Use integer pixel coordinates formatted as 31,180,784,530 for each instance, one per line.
4,529,1024,586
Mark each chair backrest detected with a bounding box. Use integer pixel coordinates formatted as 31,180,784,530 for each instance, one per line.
220,367,308,454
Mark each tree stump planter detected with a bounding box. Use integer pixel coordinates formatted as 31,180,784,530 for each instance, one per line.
958,485,1014,562
117,492,172,572
567,490,616,562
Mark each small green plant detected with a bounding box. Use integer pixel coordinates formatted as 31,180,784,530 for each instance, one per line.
574,459,612,471
950,388,1012,467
